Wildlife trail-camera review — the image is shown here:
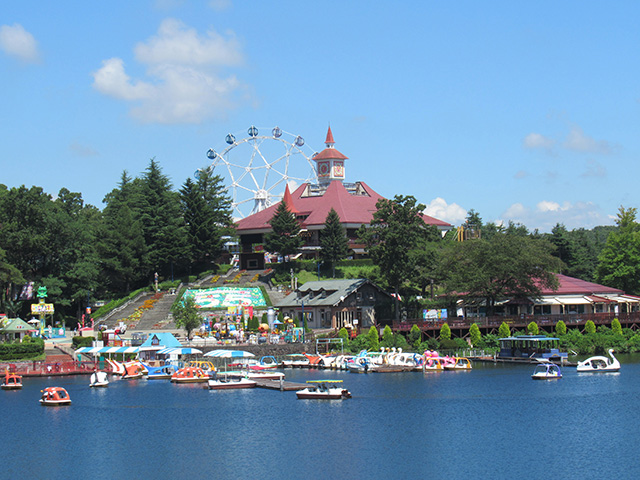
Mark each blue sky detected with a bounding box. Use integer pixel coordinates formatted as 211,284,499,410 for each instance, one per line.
2,1,639,231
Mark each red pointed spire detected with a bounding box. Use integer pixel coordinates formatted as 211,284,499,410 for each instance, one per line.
325,126,335,147
282,184,300,214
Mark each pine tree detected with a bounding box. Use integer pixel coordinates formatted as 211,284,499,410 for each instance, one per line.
264,202,302,259
320,208,348,277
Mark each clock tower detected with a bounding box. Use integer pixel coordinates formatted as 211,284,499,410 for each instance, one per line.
313,126,348,185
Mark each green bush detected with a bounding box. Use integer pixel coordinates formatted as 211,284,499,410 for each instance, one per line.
0,340,45,360
367,326,380,351
407,324,422,350
469,323,482,347
439,323,451,340
611,318,623,336
72,336,94,348
498,322,510,338
584,320,596,334
554,320,567,336
527,322,539,335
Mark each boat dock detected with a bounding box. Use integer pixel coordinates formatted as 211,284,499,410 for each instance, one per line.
253,378,308,391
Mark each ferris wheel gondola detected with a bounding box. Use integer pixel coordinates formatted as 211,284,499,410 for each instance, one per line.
204,126,318,219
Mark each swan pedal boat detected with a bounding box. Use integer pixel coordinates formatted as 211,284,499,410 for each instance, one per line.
207,375,257,390
89,371,109,387
576,348,620,373
531,362,562,380
2,372,23,390
40,387,72,406
296,380,352,400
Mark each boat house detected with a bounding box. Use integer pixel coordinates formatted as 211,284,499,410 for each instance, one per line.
498,335,568,361
276,279,393,332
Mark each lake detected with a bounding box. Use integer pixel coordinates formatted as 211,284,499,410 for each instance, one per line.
3,358,639,480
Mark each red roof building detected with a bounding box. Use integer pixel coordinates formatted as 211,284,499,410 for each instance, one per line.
236,128,451,270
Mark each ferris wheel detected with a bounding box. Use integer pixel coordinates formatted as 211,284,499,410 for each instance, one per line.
205,126,318,219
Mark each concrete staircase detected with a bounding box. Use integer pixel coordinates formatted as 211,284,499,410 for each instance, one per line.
135,292,177,330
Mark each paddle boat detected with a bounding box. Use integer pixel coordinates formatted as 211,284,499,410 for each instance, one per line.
187,360,217,373
207,374,257,390
105,358,125,375
1,372,23,390
531,362,562,380
443,357,473,370
296,380,352,400
171,366,208,383
144,364,177,380
122,361,145,380
40,387,72,406
89,371,109,387
422,350,444,371
226,369,285,381
348,356,376,373
576,348,620,373
281,354,311,368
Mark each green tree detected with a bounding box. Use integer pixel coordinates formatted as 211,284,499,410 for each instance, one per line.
319,208,348,278
338,327,350,345
100,172,148,293
469,323,482,346
611,318,623,336
380,325,394,347
367,326,379,351
554,320,567,336
498,322,511,338
171,295,202,339
440,322,451,340
135,158,188,278
595,206,640,293
180,167,234,273
264,202,302,259
442,233,563,315
584,320,596,334
527,322,539,335
359,195,427,320
407,324,422,350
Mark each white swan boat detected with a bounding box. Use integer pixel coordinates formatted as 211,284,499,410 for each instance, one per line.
531,362,562,380
576,348,620,372
90,371,109,387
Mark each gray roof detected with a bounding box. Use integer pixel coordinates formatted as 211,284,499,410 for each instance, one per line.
276,278,389,308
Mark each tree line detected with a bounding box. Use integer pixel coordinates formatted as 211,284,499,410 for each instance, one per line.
0,159,234,325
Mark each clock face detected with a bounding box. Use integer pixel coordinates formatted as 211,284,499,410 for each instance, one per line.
318,161,330,177
333,161,344,177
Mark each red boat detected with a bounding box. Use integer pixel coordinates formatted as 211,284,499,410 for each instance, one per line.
40,387,72,406
171,366,208,383
1,372,23,390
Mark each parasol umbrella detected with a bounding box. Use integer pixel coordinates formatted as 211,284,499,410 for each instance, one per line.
204,349,255,358
158,347,202,356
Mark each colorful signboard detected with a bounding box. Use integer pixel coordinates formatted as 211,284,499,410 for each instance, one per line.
185,287,267,309
423,309,447,321
31,303,55,314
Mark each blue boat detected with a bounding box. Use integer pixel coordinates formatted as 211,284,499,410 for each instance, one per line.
498,335,568,361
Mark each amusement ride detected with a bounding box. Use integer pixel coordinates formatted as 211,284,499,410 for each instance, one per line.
204,125,318,219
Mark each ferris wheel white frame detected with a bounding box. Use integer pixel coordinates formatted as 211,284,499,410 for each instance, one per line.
205,126,318,219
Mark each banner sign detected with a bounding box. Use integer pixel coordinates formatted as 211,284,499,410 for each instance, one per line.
423,309,447,321
31,303,55,314
185,287,267,308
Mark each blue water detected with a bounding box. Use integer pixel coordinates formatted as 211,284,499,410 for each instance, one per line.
3,361,639,480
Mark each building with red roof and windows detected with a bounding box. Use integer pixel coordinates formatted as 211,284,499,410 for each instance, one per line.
236,127,451,270
457,273,640,317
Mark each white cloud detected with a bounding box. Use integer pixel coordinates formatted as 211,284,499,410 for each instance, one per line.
92,19,247,124
0,23,40,63
423,197,467,225
498,200,613,232
523,132,555,152
563,125,611,154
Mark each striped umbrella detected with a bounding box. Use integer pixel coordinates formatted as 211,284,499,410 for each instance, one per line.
204,350,255,358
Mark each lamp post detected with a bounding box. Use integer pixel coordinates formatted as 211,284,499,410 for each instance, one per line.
301,300,305,343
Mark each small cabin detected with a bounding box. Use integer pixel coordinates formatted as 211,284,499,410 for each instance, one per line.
498,335,568,361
